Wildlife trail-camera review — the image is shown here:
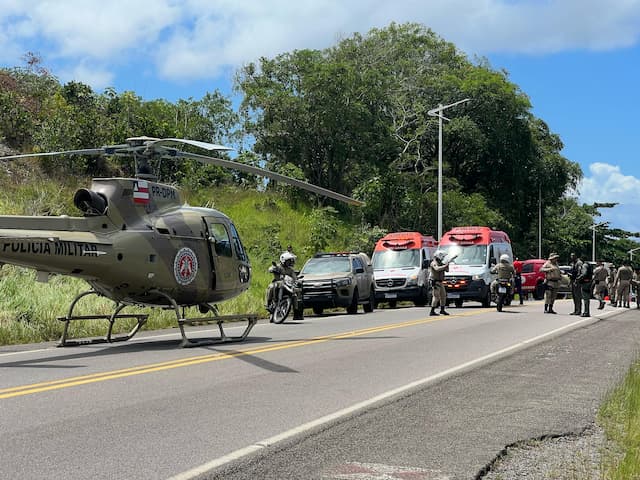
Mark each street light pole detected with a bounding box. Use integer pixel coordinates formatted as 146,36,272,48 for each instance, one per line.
628,247,640,261
428,98,471,240
590,222,607,262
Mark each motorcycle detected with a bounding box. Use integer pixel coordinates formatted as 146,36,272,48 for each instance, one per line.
494,278,513,312
266,262,297,324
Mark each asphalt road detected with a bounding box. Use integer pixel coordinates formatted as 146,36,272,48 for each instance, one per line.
1,299,638,480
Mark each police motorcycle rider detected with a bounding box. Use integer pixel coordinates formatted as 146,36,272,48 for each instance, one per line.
265,251,304,321
490,254,516,305
429,250,456,316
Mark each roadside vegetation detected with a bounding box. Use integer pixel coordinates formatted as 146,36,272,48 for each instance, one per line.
599,360,640,478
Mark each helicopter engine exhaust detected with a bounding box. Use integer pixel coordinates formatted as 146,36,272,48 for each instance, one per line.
74,189,108,216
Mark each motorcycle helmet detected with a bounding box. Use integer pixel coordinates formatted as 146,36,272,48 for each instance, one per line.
433,250,446,262
499,254,510,263
280,251,297,267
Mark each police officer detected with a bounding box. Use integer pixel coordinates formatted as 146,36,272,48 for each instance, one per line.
576,260,594,317
569,253,583,315
513,257,524,304
429,250,455,316
633,267,640,309
540,253,561,314
266,251,304,320
615,260,634,308
592,260,608,310
607,264,617,305
490,254,516,298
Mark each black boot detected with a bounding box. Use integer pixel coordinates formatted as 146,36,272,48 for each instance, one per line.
598,301,605,310
440,307,449,316
548,306,557,314
544,304,548,313
430,307,439,316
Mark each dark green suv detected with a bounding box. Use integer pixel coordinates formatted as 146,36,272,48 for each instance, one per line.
300,252,376,315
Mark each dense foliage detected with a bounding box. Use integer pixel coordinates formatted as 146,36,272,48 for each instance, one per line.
1,26,638,263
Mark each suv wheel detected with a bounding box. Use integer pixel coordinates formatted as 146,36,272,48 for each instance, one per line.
313,306,324,315
534,282,545,300
346,289,359,314
363,288,375,313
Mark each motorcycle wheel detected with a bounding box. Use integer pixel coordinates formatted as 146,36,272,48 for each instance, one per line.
496,294,504,312
271,296,292,324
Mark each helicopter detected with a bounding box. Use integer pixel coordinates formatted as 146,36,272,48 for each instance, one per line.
0,136,362,347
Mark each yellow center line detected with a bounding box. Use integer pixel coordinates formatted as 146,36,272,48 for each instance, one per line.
0,310,485,400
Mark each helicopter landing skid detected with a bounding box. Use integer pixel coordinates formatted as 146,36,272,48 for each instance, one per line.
150,290,258,348
57,291,148,347
177,314,258,348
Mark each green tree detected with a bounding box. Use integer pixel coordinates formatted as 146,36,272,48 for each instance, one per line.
236,22,581,253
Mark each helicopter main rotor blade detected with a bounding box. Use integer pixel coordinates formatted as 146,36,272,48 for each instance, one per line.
151,138,233,151
0,148,106,160
175,151,364,206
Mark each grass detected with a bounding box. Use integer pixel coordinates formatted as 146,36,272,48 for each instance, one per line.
599,360,640,479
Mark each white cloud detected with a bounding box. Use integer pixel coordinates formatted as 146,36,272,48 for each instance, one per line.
0,0,179,66
2,0,640,83
57,63,114,92
579,162,640,232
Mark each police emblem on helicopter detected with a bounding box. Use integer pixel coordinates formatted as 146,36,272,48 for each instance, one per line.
174,247,198,285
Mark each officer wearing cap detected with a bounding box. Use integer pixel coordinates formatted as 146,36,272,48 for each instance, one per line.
540,253,561,314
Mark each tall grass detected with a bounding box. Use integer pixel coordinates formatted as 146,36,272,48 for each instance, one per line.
0,175,364,345
599,360,640,478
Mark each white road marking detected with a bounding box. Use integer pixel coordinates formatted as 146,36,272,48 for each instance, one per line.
167,313,615,480
323,462,449,479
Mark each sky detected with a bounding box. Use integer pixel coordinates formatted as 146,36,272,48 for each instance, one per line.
0,0,639,233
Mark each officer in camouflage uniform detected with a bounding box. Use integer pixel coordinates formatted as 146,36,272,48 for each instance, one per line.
592,260,609,310
614,260,633,308
490,254,516,296
540,252,562,314
429,250,455,316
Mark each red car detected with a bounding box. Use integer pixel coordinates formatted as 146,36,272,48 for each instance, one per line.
520,259,572,300
520,259,547,300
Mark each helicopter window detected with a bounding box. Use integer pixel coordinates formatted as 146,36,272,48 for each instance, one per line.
229,223,248,262
209,223,233,258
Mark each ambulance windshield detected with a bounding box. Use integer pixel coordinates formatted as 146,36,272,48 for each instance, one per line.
439,244,487,266
372,249,420,269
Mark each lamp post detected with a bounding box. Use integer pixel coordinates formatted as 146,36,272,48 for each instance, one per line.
589,221,608,262
628,247,640,261
428,98,471,240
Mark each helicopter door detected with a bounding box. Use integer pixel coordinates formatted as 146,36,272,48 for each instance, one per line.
204,220,237,293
